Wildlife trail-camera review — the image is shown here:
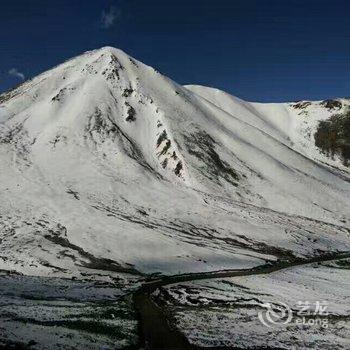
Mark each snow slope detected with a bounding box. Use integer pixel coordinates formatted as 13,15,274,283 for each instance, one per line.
186,84,350,171
0,47,349,280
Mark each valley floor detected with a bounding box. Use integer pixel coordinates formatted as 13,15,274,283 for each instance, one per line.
1,253,349,349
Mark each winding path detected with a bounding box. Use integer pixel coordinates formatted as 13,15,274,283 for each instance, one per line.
133,251,350,350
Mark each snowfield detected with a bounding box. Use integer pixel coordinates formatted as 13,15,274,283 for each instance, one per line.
160,259,350,349
0,46,349,348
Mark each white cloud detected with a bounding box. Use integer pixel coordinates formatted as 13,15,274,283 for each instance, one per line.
101,6,120,29
8,68,25,81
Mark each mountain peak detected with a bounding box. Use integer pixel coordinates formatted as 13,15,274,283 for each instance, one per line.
0,47,349,299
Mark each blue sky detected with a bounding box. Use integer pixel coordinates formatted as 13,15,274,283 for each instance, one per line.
1,0,350,102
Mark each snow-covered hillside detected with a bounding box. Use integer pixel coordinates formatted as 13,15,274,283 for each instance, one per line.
187,84,350,170
0,46,349,281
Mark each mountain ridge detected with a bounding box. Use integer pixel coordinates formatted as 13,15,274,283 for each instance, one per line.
0,46,349,281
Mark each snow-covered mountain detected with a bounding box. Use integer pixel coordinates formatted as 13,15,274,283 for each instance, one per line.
0,46,349,281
